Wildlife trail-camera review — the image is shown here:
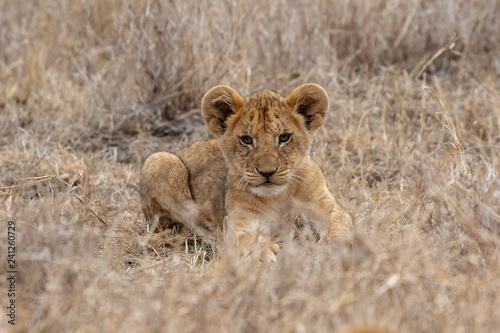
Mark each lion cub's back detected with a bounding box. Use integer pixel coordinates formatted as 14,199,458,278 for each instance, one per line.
176,139,228,218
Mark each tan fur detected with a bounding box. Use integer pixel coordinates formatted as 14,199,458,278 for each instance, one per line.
140,83,352,258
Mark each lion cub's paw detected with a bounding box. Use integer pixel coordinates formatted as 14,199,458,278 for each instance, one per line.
328,210,353,239
238,233,280,263
259,236,280,263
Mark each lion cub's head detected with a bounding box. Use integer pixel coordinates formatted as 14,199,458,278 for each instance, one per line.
202,84,329,197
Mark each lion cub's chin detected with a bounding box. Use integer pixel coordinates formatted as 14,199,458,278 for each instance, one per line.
249,183,288,197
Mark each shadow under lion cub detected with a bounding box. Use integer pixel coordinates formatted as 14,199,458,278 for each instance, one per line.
140,83,352,262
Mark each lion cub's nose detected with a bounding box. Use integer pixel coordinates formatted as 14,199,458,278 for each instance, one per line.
257,168,278,178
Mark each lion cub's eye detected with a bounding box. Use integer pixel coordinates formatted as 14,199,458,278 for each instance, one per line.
240,135,253,145
279,133,292,143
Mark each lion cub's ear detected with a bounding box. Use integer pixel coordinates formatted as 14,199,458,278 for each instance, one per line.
202,85,244,136
286,83,329,132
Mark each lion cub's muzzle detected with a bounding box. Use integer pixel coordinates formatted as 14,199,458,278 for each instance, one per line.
246,167,290,197
246,167,290,187
257,167,278,180
252,154,287,185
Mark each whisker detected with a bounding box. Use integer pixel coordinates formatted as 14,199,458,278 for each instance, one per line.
289,171,306,182
288,167,306,172
287,175,301,190
234,175,249,189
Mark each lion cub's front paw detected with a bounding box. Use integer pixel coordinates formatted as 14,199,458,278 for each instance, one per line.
237,232,280,263
257,235,280,262
328,210,353,239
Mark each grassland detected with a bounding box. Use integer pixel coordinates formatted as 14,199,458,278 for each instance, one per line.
1,0,500,332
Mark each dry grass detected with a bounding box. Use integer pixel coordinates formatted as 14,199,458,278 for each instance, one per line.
1,0,500,332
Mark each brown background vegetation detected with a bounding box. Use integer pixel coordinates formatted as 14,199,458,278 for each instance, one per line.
1,0,500,332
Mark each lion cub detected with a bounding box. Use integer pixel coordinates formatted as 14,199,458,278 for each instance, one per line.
140,83,352,258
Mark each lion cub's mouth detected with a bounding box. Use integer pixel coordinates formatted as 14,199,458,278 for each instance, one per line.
257,178,285,187
243,171,290,194
251,173,290,187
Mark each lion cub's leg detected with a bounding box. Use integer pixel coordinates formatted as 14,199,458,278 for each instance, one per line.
327,206,353,238
140,152,196,232
309,188,353,241
295,159,353,241
223,200,283,262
